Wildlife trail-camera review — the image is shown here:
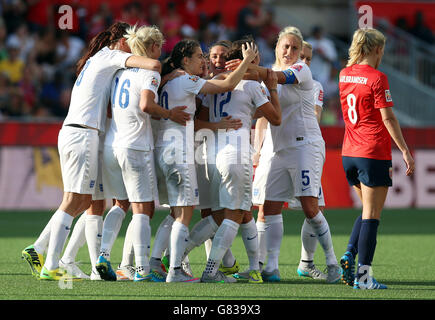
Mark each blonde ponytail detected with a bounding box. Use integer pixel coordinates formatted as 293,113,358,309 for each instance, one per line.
273,26,304,69
347,28,386,67
124,25,165,58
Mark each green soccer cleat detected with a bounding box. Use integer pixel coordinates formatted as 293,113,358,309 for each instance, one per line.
161,255,169,273
21,245,44,278
40,266,82,281
218,260,240,276
248,270,263,284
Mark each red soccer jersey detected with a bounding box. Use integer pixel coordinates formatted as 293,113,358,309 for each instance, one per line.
339,64,394,160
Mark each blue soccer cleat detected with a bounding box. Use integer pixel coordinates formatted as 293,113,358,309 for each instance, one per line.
354,277,387,290
340,251,355,287
261,269,281,282
95,255,117,281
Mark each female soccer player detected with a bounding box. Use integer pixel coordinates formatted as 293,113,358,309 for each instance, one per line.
148,40,243,279
249,39,329,281
154,39,257,282
338,28,414,289
230,26,341,283
98,25,191,282
24,22,163,281
199,39,281,283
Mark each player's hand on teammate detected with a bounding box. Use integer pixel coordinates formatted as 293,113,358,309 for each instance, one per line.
217,116,243,131
168,106,190,125
161,68,186,88
242,42,258,63
264,68,278,91
225,58,241,72
252,151,261,167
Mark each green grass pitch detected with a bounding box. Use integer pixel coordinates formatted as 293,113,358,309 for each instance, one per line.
0,208,434,301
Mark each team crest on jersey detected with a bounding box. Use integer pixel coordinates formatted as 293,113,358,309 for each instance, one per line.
189,75,200,82
261,87,267,96
385,89,392,102
151,77,159,88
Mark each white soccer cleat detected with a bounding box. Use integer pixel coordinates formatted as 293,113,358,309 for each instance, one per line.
326,264,342,283
59,260,90,279
116,264,135,281
166,268,200,283
297,263,327,280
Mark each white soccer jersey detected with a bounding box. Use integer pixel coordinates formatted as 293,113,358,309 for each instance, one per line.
104,68,160,151
155,74,206,151
313,79,324,108
63,47,132,133
270,61,323,152
203,80,269,132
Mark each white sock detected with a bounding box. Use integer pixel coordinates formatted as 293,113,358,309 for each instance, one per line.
85,214,103,272
308,211,337,266
151,214,174,259
264,214,283,272
120,218,134,267
205,219,239,277
131,214,151,274
256,220,267,265
300,218,318,266
44,210,74,270
185,215,218,257
34,214,57,254
61,212,86,263
100,206,126,259
241,218,259,271
169,221,189,269
221,248,235,268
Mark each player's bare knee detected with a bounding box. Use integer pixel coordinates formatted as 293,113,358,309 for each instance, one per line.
114,199,130,213
201,208,212,219
242,210,253,224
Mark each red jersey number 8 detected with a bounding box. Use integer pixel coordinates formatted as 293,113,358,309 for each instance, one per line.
347,93,357,124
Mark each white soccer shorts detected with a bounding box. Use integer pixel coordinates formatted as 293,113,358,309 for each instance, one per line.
58,126,99,196
195,139,214,210
92,135,105,201
264,140,325,203
102,146,156,203
252,150,275,205
155,145,199,207
210,144,253,212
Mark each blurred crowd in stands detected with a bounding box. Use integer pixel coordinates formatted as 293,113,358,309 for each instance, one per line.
6,0,420,126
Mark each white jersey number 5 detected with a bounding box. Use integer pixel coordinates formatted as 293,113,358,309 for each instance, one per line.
347,93,357,124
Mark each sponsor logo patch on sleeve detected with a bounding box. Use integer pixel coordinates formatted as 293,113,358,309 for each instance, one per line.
318,89,324,102
189,75,200,82
151,77,159,87
385,89,392,102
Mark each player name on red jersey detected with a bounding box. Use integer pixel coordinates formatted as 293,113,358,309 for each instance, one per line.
339,75,368,85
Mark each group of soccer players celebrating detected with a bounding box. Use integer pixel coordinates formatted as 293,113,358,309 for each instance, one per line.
21,20,414,290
